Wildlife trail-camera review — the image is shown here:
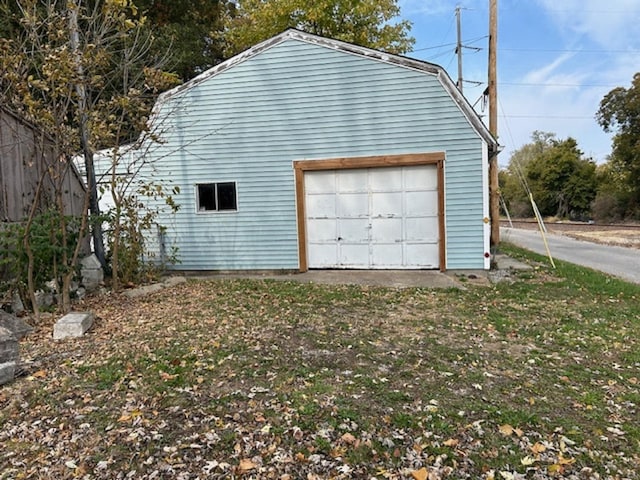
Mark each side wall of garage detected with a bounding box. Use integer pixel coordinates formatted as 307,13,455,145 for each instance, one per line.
140,36,488,270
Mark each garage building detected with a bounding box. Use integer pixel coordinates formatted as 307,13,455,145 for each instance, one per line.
136,29,499,271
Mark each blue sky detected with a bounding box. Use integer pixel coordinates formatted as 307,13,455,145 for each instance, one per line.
398,0,640,166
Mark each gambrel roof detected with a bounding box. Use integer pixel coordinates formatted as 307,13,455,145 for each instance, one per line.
158,28,498,154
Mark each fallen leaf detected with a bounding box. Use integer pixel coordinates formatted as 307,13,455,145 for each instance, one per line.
499,424,514,436
411,467,428,480
530,442,546,454
557,454,576,465
238,458,256,472
443,438,459,447
29,369,47,379
606,426,625,436
330,446,346,458
340,432,356,444
117,413,131,423
159,371,178,381
548,464,563,474
521,456,536,466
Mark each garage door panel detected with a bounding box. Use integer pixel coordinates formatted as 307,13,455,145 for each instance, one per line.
405,165,438,190
370,168,402,191
337,170,367,193
307,193,336,218
405,243,439,267
406,191,438,216
307,219,336,242
339,219,369,242
306,171,336,193
308,244,338,267
372,192,403,216
339,244,370,266
406,217,439,241
371,244,403,267
371,217,402,242
337,193,368,217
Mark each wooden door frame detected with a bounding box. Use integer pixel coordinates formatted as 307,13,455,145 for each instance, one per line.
293,152,446,272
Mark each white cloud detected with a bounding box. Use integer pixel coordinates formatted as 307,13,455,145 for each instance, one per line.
522,52,574,84
535,0,640,48
497,74,614,165
497,1,640,164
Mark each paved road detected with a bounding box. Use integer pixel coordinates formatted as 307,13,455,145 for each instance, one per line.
502,227,640,284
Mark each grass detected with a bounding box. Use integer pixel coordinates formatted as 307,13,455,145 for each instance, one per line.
1,243,639,478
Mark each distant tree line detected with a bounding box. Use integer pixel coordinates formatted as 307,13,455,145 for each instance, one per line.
500,73,640,223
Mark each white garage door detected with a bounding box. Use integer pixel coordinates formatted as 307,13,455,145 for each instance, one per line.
305,165,440,269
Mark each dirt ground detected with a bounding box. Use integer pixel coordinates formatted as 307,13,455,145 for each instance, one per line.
503,220,640,249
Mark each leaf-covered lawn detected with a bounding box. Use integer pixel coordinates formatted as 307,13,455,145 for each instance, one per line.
2,245,639,479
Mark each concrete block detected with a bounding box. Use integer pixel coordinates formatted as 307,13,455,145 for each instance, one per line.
12,292,25,315
81,254,104,291
0,361,16,386
0,311,33,340
53,312,94,340
0,326,18,363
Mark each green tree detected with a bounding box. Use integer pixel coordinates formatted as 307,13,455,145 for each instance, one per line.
596,72,640,219
501,132,597,219
222,0,414,56
135,0,233,80
591,160,632,222
499,131,555,217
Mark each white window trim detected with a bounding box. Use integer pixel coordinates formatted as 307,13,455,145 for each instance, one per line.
195,181,239,214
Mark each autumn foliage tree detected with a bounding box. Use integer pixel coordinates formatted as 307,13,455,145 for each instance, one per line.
222,0,414,56
0,0,180,309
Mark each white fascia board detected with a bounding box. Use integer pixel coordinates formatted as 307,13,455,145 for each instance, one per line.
482,139,491,270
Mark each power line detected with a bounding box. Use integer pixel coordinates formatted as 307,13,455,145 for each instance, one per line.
412,35,488,53
501,114,596,119
501,82,621,88
500,47,640,54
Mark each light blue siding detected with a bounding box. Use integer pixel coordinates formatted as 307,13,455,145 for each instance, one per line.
142,37,488,270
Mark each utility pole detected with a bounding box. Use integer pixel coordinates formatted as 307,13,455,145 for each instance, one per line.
69,1,107,270
456,6,463,93
488,0,500,247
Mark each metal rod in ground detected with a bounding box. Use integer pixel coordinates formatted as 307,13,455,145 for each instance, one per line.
530,193,556,268
500,194,513,228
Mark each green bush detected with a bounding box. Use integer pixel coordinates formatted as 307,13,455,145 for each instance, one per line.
0,209,81,308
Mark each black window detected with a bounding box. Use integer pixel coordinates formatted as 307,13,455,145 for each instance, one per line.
217,182,237,211
197,182,237,212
